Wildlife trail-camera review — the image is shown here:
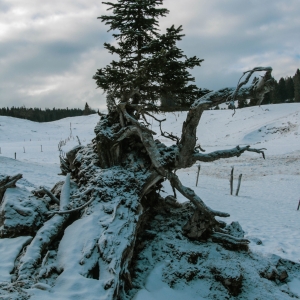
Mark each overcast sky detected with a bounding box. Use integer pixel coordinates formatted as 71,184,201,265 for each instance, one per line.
1,0,299,110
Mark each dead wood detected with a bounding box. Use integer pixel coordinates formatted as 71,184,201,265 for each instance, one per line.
36,187,60,204
6,67,274,299
17,174,72,281
0,174,22,201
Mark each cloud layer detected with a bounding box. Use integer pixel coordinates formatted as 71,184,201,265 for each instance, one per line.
1,0,299,109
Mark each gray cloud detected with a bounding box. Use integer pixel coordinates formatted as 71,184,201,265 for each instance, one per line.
0,0,299,109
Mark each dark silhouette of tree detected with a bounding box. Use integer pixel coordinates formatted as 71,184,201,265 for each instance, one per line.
278,77,287,102
293,69,300,102
93,0,205,108
285,76,294,101
83,102,92,115
0,105,95,122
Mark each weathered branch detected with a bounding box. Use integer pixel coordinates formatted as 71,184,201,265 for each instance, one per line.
159,121,180,144
191,67,274,109
192,145,266,163
211,231,250,250
17,174,72,280
168,172,229,218
177,67,273,169
119,103,156,135
36,187,60,204
0,174,23,200
230,67,273,104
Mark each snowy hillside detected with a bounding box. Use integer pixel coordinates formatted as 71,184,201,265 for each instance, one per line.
0,103,300,299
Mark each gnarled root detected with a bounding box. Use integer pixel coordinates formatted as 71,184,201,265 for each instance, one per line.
0,174,22,201
17,174,72,281
211,232,250,251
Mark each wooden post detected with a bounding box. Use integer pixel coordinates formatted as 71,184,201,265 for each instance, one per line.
15,152,16,160
230,166,234,195
236,174,242,196
41,145,43,152
23,147,25,153
196,164,201,187
297,199,300,211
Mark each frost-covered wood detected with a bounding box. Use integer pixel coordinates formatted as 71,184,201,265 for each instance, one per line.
0,187,48,238
17,174,72,281
0,174,22,201
4,68,277,299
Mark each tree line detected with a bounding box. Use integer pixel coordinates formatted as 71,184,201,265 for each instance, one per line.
0,103,96,122
238,68,300,108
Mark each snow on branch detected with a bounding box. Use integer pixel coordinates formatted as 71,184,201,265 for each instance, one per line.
177,67,273,169
192,145,266,163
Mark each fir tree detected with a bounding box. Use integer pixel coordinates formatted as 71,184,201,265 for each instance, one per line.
285,76,294,101
237,98,247,108
93,0,204,108
271,80,281,104
83,102,92,115
278,77,286,102
293,69,300,102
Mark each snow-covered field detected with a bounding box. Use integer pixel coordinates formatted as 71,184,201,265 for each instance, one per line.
0,103,300,298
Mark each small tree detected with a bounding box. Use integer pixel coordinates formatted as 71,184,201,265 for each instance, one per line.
83,102,92,115
93,0,205,108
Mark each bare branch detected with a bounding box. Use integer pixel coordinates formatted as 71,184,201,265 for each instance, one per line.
177,68,273,169
168,172,230,218
211,232,250,248
118,103,156,135
159,121,180,144
39,187,60,204
192,145,266,163
0,174,23,200
229,67,273,102
0,173,22,190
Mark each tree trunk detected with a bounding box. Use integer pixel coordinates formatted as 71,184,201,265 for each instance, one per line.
6,67,274,299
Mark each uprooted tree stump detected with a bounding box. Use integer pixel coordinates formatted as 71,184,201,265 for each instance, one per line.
0,67,276,299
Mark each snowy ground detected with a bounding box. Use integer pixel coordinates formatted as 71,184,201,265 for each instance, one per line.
0,103,300,298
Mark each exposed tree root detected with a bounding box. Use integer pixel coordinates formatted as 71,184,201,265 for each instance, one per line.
0,174,22,201
1,68,275,299
17,174,72,281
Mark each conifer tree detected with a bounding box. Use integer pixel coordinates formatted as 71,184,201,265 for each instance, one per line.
93,0,204,108
271,80,281,104
278,77,287,102
293,69,300,102
285,76,294,101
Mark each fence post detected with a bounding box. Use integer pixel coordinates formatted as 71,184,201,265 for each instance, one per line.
230,166,234,195
15,152,16,160
236,174,243,196
196,164,201,187
297,199,300,211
